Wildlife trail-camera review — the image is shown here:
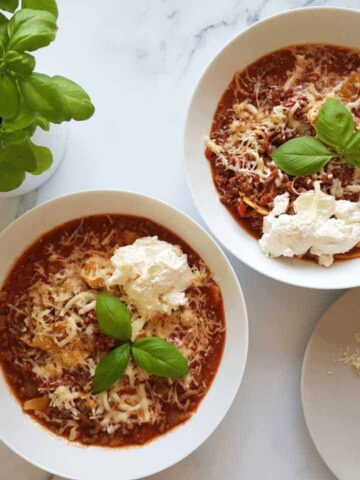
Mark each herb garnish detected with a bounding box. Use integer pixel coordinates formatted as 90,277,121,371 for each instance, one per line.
132,337,189,378
92,344,130,396
92,293,189,395
96,293,132,341
272,98,360,176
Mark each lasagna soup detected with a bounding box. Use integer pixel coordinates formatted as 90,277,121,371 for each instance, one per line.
206,44,360,266
0,215,225,446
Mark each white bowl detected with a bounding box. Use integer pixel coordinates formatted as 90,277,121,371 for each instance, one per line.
0,191,248,480
184,6,360,290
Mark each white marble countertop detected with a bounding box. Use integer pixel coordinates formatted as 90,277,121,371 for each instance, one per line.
1,0,359,478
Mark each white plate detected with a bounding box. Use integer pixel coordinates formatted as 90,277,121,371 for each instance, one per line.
301,288,360,480
0,190,248,480
184,6,360,289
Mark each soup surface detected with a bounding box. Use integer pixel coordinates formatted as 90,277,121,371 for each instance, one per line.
0,215,225,447
206,44,360,264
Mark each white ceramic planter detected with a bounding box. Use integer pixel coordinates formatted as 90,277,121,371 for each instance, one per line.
0,123,68,199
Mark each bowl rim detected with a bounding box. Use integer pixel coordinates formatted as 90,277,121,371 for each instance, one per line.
0,189,249,480
183,5,360,290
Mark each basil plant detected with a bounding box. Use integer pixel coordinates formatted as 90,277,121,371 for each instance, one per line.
0,0,95,192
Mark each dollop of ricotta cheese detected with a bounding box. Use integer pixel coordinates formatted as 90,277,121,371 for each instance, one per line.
107,236,193,317
259,183,360,267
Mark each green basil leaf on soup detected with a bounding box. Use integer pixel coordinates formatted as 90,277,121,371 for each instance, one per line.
30,142,52,175
51,75,95,121
0,73,20,120
0,138,37,172
92,344,130,395
96,293,132,341
132,337,189,378
8,8,57,52
0,0,18,13
271,136,334,176
343,131,360,167
316,98,354,149
5,50,35,75
0,161,24,192
22,0,58,19
20,73,70,123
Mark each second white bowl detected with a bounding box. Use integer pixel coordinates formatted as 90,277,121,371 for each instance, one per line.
184,7,360,289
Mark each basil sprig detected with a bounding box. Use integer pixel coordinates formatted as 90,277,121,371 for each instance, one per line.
92,344,130,396
22,0,58,19
0,0,18,13
272,136,333,176
272,98,360,176
132,337,189,378
92,294,189,394
96,292,132,341
0,1,95,192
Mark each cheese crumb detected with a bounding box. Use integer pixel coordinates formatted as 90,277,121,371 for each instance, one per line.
259,183,360,266
49,386,80,411
272,192,290,216
107,237,193,317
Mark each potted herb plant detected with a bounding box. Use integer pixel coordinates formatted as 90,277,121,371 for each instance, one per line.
0,0,94,197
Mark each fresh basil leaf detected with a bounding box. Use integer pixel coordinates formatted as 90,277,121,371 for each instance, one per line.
0,73,20,119
22,0,58,19
5,50,35,75
21,120,36,137
132,337,188,378
8,8,57,52
96,293,132,341
20,73,69,123
0,0,18,13
343,131,360,167
51,75,95,121
92,344,130,395
317,98,354,149
0,34,7,65
30,142,52,174
0,127,30,143
0,138,37,171
0,30,7,53
0,12,8,25
4,105,34,130
271,136,334,176
0,19,7,38
0,160,24,191
35,114,49,130
0,18,9,53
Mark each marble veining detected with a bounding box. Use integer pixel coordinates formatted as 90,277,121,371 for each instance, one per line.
1,0,359,479
183,9,242,74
